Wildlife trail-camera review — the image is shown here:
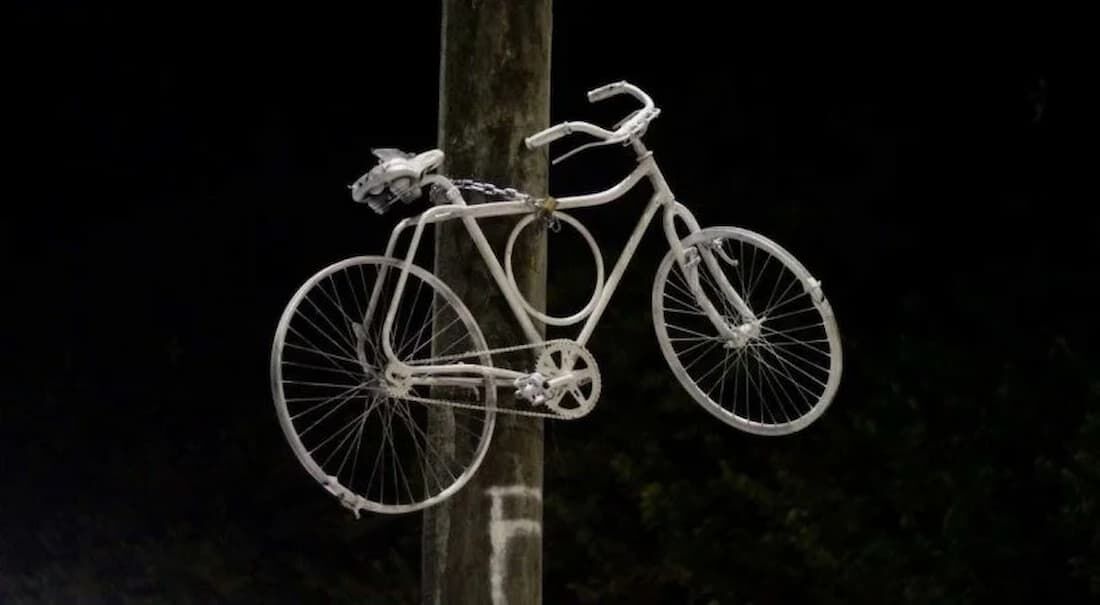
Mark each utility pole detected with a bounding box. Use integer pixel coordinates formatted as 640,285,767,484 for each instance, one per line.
423,1,552,604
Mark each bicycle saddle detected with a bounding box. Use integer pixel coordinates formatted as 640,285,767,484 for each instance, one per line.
350,148,444,214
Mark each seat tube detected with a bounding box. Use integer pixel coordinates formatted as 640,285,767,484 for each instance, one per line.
359,218,413,360
379,210,441,367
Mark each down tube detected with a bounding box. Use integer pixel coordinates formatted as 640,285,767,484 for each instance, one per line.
575,192,665,346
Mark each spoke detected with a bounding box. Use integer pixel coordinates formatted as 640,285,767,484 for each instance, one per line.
664,307,712,318
322,406,371,469
289,383,365,421
391,403,420,505
309,397,376,457
412,408,452,496
756,348,803,422
681,339,722,374
292,304,359,362
380,405,414,504
317,271,383,365
406,313,463,362
747,245,773,304
758,337,830,387
672,331,722,359
762,260,788,319
752,343,823,401
300,388,364,439
282,358,363,381
743,340,753,421
710,347,734,404
750,346,793,423
668,273,705,309
393,400,459,491
428,324,476,362
322,274,357,347
694,347,735,391
374,404,396,503
761,322,827,340
302,288,359,356
729,346,746,415
356,262,374,323
396,278,427,358
361,312,386,367
739,346,769,423
284,340,361,367
750,337,832,375
401,409,452,496
355,262,386,361
287,325,360,372
699,264,736,319
666,321,721,341
343,266,365,329
762,273,800,322
761,337,832,347
760,288,811,320
365,415,387,503
740,239,752,301
345,400,371,493
410,394,489,441
760,344,813,416
332,393,385,488
284,378,362,390
762,304,818,324
397,306,435,359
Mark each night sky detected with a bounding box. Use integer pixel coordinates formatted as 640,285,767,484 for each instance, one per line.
6,3,1093,603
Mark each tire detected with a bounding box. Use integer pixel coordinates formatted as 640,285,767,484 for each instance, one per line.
652,227,843,435
271,256,495,514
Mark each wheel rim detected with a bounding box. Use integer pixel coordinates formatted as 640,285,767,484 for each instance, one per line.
271,256,495,513
653,228,843,435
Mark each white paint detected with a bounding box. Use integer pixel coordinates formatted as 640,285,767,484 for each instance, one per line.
487,486,542,605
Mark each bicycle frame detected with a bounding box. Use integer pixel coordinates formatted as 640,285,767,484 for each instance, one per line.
365,138,756,390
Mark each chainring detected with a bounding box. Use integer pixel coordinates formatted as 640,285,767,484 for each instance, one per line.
534,340,602,419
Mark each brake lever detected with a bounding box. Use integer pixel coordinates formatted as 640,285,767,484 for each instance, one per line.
612,109,641,130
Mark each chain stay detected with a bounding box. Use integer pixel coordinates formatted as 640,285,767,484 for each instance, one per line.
402,338,587,420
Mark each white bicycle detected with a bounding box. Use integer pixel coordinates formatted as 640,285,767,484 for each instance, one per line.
270,81,843,516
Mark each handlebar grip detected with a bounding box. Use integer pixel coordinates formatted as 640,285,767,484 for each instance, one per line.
587,81,627,103
524,124,569,149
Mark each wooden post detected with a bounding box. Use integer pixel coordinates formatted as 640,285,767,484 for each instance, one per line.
423,1,551,604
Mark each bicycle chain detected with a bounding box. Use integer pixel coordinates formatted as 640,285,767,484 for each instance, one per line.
443,179,561,233
451,179,533,202
400,338,591,420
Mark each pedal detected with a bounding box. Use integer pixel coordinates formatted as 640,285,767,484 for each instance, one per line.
513,372,549,406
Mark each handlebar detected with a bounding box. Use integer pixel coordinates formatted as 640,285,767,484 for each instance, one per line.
523,81,659,154
586,80,653,107
523,121,618,149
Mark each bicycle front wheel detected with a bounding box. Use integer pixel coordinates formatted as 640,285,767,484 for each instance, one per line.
271,256,495,514
653,227,843,435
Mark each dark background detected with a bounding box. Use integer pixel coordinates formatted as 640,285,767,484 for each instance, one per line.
6,3,1096,604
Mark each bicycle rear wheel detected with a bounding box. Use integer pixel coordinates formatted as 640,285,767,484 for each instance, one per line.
271,256,495,514
652,227,842,435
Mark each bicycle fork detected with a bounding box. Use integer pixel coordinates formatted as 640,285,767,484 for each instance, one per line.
662,202,762,348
